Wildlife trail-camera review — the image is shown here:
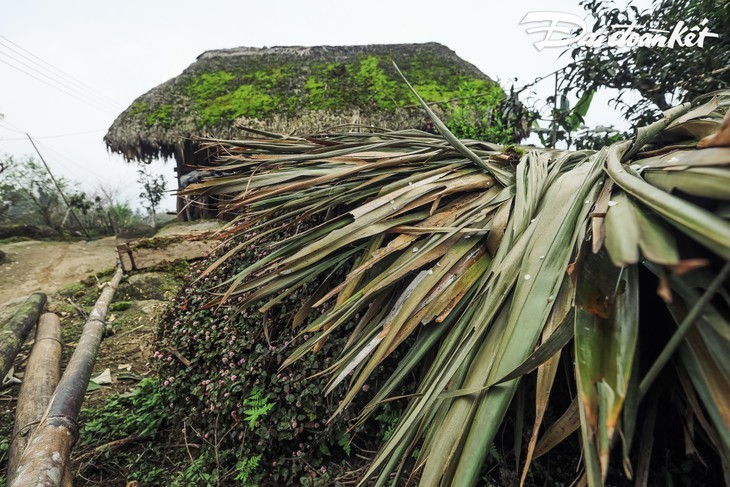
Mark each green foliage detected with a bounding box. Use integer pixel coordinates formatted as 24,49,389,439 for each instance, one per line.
107,202,142,229
524,0,728,150
130,101,150,115
0,154,139,236
155,227,416,484
242,387,275,429
235,454,262,485
170,450,220,487
354,56,400,109
302,55,513,142
550,0,730,139
336,431,351,457
80,378,169,444
136,166,167,227
374,404,402,442
109,301,131,311
187,71,236,101
199,84,280,124
170,450,218,487
0,155,67,234
73,378,177,485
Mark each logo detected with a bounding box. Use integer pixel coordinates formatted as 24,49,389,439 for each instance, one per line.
521,12,719,51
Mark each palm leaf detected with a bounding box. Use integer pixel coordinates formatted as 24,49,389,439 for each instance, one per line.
181,89,730,486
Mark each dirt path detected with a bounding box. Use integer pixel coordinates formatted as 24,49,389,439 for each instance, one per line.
0,220,222,318
0,238,119,310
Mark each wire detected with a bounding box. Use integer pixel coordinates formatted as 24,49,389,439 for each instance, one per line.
0,35,124,108
0,116,110,181
0,49,120,113
0,128,104,141
34,138,109,180
0,117,27,134
0,58,117,116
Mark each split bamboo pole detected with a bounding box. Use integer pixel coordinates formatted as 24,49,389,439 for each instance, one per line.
10,267,124,487
6,313,62,485
0,292,47,381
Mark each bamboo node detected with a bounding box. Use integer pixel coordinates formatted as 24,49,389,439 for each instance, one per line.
45,416,80,443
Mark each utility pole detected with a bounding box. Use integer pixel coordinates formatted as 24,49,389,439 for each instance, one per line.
26,133,92,240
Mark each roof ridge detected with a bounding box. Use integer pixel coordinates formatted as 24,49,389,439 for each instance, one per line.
196,42,448,61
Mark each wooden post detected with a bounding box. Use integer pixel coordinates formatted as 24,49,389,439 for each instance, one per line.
0,293,47,381
6,313,62,486
10,267,123,487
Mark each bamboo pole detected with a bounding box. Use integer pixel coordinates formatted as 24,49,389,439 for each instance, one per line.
0,292,47,381
6,313,62,485
10,267,124,487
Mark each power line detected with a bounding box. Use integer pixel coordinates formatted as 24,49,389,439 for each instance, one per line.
0,116,111,182
0,128,104,141
0,118,27,134
0,58,117,116
0,48,120,113
34,138,110,180
0,35,124,109
0,115,25,134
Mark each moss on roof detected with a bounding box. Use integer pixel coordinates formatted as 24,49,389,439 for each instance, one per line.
105,43,515,162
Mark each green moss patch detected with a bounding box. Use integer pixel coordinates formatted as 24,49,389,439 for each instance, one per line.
128,47,515,143
146,104,174,128
186,68,291,126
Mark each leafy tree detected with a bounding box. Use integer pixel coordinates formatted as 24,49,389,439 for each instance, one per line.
0,155,137,237
524,0,728,150
0,155,68,235
563,0,728,127
137,167,167,228
96,184,143,233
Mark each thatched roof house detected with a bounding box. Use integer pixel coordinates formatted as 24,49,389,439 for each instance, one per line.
105,42,518,219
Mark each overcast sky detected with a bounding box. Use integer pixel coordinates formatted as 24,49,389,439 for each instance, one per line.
0,0,638,212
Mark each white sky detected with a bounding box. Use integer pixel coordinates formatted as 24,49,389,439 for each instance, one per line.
0,0,638,212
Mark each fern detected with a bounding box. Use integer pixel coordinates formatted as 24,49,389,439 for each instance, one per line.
337,432,351,457
487,443,500,462
375,409,400,441
242,388,275,429
235,454,262,485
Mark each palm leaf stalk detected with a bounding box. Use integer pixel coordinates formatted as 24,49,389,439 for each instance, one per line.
182,89,730,486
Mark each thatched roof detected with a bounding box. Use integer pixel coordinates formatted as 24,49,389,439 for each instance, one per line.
105,42,511,162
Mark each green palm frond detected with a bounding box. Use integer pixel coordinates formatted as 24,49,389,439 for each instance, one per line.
182,89,730,486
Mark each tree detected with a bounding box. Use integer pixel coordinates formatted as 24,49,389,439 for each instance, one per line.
562,0,729,127
521,0,728,151
179,88,730,486
0,156,137,237
0,155,69,236
136,167,166,228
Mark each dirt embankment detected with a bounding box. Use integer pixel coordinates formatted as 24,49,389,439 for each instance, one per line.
0,220,222,320
0,238,119,311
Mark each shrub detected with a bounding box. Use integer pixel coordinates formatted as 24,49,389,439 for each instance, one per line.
155,235,413,485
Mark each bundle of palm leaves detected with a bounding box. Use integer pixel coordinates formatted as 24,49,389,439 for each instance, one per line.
182,85,730,486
